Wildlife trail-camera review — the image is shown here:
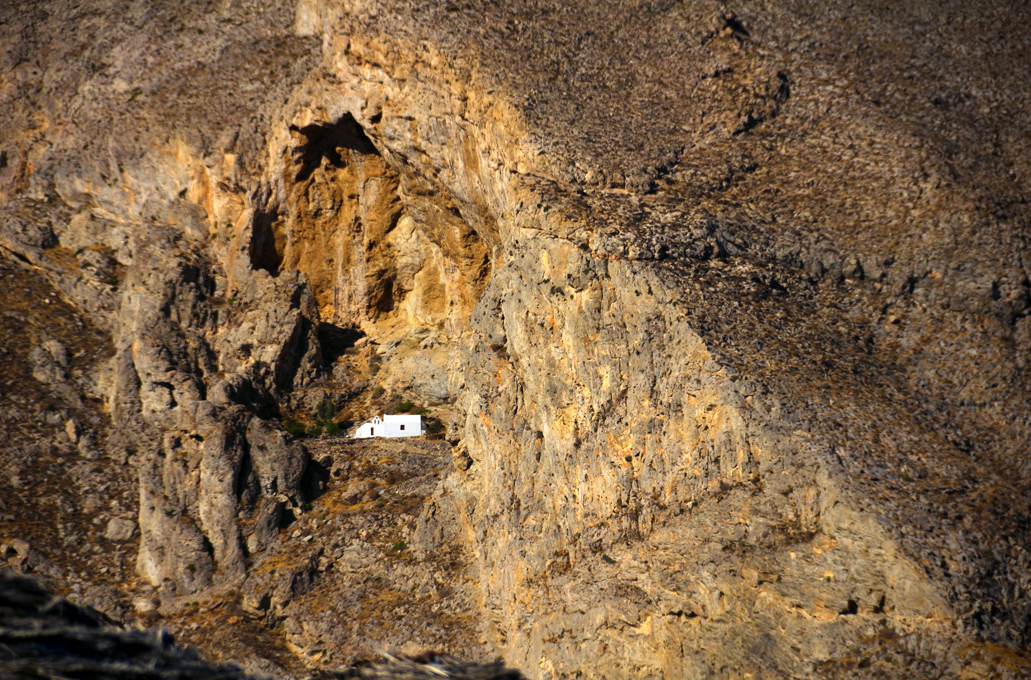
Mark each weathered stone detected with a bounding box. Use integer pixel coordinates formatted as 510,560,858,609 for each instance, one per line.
2,0,1031,677
29,339,70,385
0,539,62,580
105,518,138,542
132,596,160,614
64,418,80,444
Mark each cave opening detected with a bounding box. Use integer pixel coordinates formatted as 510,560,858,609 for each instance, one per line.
250,205,282,275
317,322,364,364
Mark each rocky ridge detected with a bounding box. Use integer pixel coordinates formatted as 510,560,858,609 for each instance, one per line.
0,571,522,680
1,0,1030,678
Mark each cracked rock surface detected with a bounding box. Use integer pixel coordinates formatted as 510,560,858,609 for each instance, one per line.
2,0,1030,678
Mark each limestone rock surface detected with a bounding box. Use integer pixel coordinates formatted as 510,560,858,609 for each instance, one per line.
2,0,1030,678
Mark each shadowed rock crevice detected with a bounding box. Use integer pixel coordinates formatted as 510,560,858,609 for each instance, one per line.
250,205,283,276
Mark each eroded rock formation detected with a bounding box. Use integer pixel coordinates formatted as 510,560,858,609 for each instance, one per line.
1,0,1030,678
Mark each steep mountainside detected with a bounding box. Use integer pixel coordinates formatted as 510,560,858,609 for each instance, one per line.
1,1,1029,678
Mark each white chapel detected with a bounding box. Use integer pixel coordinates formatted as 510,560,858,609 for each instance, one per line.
353,414,424,439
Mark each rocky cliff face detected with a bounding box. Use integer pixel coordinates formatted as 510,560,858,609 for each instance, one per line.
2,1,1030,678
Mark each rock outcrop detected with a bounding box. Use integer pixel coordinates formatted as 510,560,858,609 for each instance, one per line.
0,571,255,679
0,572,523,680
2,0,1030,678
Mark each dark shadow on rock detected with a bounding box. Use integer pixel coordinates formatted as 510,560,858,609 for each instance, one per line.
250,205,282,276
318,323,364,365
290,114,379,184
301,452,331,505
